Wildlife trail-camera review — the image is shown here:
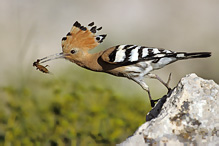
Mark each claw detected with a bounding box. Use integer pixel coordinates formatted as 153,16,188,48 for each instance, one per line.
151,99,160,107
166,73,172,91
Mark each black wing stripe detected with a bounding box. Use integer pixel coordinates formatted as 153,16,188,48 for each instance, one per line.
124,45,137,62
138,47,143,60
109,45,120,62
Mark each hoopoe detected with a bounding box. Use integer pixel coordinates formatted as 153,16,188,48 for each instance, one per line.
34,21,211,107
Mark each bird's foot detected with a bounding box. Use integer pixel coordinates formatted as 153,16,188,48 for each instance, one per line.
150,99,160,107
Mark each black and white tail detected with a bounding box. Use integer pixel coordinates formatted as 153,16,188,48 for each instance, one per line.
175,52,211,60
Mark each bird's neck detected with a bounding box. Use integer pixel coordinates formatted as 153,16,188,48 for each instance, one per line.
75,51,104,72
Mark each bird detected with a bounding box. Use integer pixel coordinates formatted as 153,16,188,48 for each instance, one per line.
34,21,211,107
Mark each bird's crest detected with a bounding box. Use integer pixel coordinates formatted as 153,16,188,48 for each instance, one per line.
61,21,107,52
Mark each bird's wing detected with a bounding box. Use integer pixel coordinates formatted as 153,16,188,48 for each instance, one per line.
101,45,176,65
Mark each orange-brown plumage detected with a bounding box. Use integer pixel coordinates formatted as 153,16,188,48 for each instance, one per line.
62,21,102,52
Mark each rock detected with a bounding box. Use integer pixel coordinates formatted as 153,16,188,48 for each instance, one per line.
118,73,219,146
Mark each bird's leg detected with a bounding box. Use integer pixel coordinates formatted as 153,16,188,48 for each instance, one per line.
147,90,159,107
148,73,172,91
131,78,158,107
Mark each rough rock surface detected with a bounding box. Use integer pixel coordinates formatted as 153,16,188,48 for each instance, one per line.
119,74,219,146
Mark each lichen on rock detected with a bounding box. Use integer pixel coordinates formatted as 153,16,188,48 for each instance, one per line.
119,73,219,145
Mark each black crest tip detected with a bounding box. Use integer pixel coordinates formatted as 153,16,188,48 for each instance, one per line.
90,26,97,33
66,32,71,36
88,22,94,27
73,21,81,28
97,27,102,31
96,34,107,43
102,34,107,38
62,37,67,41
80,26,87,31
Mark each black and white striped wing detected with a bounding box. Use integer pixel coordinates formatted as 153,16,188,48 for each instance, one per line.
102,45,176,65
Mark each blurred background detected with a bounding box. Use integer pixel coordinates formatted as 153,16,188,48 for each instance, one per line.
0,0,218,145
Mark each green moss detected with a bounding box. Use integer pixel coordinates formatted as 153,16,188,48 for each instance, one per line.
0,70,150,145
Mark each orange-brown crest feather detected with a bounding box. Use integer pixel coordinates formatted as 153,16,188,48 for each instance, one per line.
62,21,104,52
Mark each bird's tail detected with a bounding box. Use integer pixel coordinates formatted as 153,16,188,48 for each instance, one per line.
175,52,211,60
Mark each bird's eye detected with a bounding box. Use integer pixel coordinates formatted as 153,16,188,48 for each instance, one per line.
71,49,76,54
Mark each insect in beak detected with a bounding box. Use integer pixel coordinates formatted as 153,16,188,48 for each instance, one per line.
33,52,65,74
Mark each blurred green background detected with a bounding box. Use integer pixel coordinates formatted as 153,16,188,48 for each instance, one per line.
0,0,219,145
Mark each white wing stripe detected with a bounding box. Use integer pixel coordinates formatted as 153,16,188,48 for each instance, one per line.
114,48,126,62
152,48,160,54
176,54,185,58
142,48,149,57
129,47,139,62
164,50,172,53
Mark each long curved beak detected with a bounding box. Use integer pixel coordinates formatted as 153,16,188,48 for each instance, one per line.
38,52,65,64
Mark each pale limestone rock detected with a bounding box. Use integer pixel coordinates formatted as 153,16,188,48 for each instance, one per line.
119,74,219,146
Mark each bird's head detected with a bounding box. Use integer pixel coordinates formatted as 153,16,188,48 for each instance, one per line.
35,21,106,65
